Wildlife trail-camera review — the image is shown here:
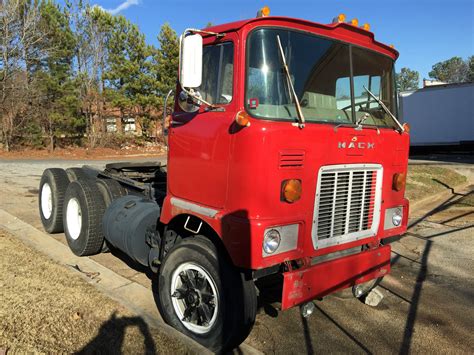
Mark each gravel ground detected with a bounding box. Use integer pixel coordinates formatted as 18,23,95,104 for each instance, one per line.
0,231,189,354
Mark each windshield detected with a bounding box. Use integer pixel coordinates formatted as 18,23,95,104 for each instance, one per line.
245,28,398,128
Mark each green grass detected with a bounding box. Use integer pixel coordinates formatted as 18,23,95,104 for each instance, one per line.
406,165,467,204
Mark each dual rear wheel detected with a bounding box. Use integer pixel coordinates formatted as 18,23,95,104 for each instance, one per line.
38,168,125,255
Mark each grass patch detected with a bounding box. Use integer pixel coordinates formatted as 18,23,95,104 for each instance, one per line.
0,231,189,354
406,165,467,204
453,191,474,208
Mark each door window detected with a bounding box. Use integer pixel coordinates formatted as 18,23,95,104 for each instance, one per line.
199,42,234,105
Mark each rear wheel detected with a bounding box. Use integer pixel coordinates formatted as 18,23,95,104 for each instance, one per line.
96,178,127,206
155,236,257,352
39,168,69,233
63,179,106,256
95,178,127,252
66,167,96,182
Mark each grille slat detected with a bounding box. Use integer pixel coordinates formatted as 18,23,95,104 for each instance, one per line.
314,166,381,244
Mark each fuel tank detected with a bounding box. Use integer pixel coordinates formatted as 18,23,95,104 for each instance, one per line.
103,195,160,266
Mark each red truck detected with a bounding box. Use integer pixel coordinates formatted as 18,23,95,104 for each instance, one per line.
38,8,409,352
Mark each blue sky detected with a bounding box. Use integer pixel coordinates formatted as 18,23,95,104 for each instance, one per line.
92,0,473,81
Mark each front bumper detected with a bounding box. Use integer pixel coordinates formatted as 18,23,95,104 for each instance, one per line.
281,244,391,310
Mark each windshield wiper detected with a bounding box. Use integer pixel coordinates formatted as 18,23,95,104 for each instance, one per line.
363,85,405,133
276,35,305,128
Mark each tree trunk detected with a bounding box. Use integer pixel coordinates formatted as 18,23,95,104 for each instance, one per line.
49,134,54,153
4,137,10,152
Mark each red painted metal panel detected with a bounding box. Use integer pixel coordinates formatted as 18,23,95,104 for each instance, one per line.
281,245,391,310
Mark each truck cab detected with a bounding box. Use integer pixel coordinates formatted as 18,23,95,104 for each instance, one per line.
163,11,409,306
38,8,409,353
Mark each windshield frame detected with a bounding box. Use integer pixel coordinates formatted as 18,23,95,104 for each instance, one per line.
244,26,398,129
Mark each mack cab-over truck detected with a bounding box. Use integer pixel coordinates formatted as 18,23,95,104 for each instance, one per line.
38,8,409,352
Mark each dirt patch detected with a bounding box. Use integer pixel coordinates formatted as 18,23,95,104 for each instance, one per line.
0,231,189,354
406,165,467,203
0,146,166,160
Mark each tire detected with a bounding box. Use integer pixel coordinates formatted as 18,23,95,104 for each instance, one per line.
63,179,106,256
155,235,257,352
66,167,96,182
96,178,127,207
39,168,70,233
95,178,127,252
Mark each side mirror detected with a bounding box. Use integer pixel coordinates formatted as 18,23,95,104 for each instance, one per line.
179,33,203,88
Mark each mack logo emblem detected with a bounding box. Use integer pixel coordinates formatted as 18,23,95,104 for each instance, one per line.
338,142,375,149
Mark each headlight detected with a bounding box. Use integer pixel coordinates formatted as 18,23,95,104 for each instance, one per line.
392,210,402,226
384,207,403,230
263,229,281,254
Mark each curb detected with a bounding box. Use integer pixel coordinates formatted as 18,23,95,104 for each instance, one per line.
0,209,262,355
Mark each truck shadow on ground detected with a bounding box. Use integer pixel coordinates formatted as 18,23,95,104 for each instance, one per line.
389,183,473,354
76,311,156,354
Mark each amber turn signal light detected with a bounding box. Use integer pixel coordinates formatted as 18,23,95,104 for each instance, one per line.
333,13,346,23
282,179,302,203
402,122,411,133
392,173,406,192
235,111,251,127
257,6,270,18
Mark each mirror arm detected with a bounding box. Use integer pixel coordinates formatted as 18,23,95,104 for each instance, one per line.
183,28,225,39
181,87,215,108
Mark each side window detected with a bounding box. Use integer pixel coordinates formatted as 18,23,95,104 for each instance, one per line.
336,77,351,109
200,42,234,105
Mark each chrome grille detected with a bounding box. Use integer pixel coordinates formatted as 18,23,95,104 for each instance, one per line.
312,164,382,249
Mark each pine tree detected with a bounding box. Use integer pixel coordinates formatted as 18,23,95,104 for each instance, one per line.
104,15,160,136
155,23,179,100
34,0,78,151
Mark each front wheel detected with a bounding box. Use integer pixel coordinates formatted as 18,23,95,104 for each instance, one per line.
154,235,257,352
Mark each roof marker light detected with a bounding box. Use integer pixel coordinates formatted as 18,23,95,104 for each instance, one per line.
361,23,370,31
350,18,359,26
257,6,270,18
332,13,346,23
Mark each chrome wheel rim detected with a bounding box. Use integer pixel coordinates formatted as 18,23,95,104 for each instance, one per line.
41,183,53,219
66,198,82,240
170,262,219,334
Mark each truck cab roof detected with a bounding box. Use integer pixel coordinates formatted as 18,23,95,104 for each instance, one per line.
204,16,399,60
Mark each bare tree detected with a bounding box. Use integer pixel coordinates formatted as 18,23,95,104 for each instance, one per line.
68,1,111,148
0,0,46,151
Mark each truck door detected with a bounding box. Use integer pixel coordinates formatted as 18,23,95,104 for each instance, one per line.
168,37,237,209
